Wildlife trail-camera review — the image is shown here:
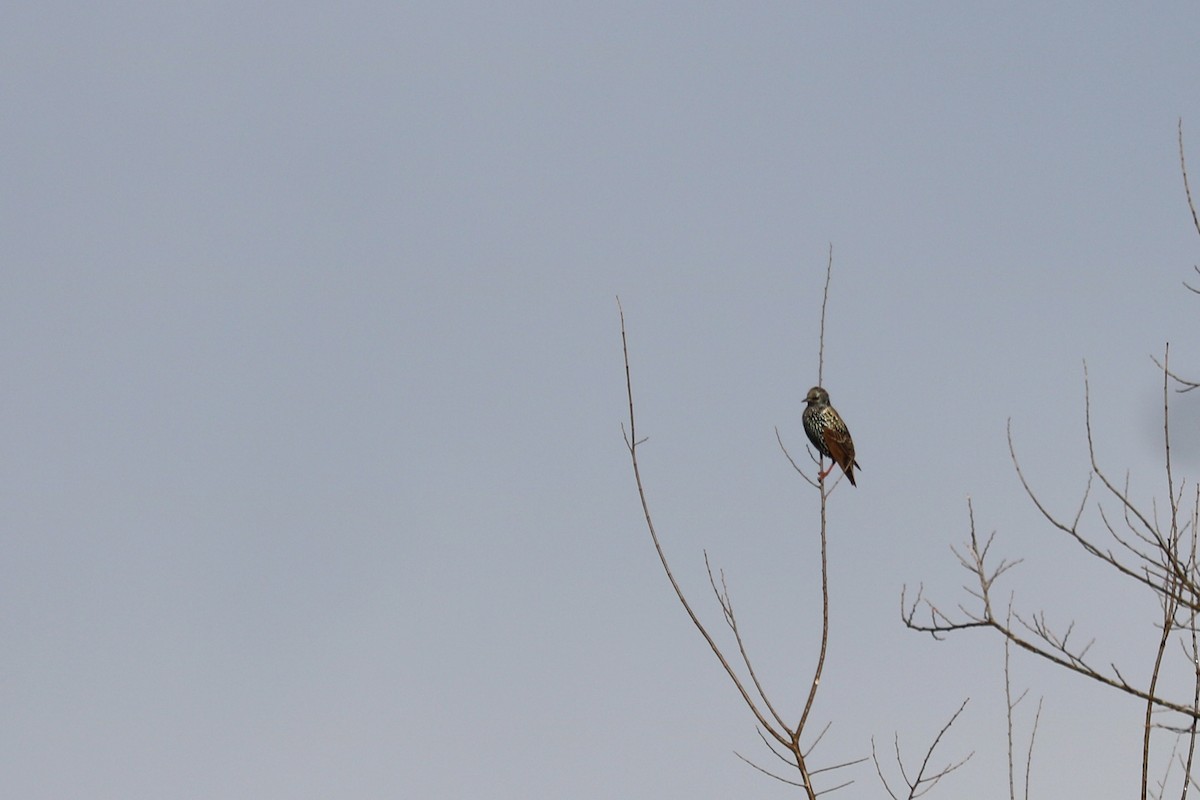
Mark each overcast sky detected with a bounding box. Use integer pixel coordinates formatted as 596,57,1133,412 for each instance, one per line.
6,3,1200,798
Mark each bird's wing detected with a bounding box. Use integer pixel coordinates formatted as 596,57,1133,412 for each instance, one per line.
821,427,855,471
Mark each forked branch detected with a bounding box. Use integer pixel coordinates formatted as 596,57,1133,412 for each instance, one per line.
872,700,974,800
618,296,855,797
903,354,1200,727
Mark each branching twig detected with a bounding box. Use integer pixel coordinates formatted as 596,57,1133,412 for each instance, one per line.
902,493,1200,719
618,272,855,797
872,700,974,800
705,552,788,733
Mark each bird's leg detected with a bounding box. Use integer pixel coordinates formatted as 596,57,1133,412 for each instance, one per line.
817,461,834,481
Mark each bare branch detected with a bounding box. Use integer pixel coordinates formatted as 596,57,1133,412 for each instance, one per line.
1144,542,1178,800
1024,697,1043,800
776,425,820,488
1181,120,1200,300
1005,606,1019,800
704,551,788,732
805,720,834,756
733,751,808,788
809,754,869,776
755,726,798,768
1009,419,1180,604
617,297,787,747
1151,352,1200,393
1181,120,1200,244
797,250,839,745
1180,490,1200,800
817,243,832,386
872,700,974,800
902,495,1200,718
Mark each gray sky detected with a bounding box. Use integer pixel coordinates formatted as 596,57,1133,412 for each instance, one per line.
6,3,1200,798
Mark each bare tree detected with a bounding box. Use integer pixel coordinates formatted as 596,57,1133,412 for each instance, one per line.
903,122,1200,798
620,250,968,796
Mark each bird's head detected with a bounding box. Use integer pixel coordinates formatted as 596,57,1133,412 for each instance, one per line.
805,386,829,406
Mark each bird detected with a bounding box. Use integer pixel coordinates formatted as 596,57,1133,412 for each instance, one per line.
802,386,860,486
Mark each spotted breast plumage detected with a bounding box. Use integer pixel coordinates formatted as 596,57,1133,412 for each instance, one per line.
802,386,860,487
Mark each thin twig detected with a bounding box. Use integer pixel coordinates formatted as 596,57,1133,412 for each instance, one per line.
817,244,833,386
1005,603,1019,800
1024,697,1042,800
705,552,789,732
734,751,808,788
1181,120,1200,244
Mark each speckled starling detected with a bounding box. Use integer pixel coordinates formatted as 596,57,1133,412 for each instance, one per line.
802,386,860,487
